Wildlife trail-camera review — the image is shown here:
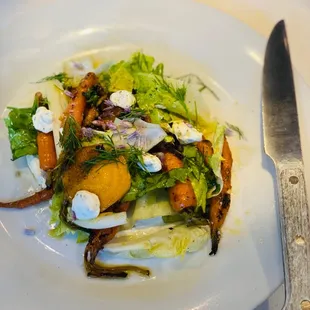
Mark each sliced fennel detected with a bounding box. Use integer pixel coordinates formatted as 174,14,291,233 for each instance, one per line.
104,224,210,258
41,81,68,157
73,212,127,229
132,189,176,223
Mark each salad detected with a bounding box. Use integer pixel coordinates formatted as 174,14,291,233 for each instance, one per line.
1,52,233,279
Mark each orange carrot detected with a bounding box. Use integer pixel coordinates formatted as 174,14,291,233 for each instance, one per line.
209,137,233,255
162,152,197,211
35,92,57,171
63,72,98,125
0,188,54,209
37,131,57,170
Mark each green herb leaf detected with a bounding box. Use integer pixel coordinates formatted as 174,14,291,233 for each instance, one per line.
123,167,190,202
225,122,244,140
59,116,82,154
162,209,209,226
177,74,220,101
82,135,145,175
37,72,70,85
119,107,148,120
52,116,82,190
82,85,103,107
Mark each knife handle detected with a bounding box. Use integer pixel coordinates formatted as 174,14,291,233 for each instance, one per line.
276,162,310,310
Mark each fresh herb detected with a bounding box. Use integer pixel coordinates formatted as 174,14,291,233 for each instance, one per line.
162,209,209,226
119,107,147,120
177,74,220,101
52,116,82,190
37,72,71,85
226,122,244,140
82,85,103,107
123,167,190,202
154,76,190,122
82,134,145,175
59,116,82,155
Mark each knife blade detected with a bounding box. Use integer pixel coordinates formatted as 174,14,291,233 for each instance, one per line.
262,20,310,310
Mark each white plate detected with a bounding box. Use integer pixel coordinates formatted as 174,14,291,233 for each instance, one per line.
2,1,310,309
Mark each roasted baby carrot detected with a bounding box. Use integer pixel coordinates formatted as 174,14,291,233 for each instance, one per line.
209,136,233,255
35,92,57,170
196,140,214,164
0,188,54,209
162,152,197,211
83,106,99,127
37,131,57,170
63,72,98,125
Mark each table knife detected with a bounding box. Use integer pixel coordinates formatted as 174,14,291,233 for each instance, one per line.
262,20,310,310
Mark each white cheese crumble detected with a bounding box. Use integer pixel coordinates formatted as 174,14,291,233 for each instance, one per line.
138,153,162,173
32,107,54,133
171,121,203,144
110,90,136,110
72,190,100,220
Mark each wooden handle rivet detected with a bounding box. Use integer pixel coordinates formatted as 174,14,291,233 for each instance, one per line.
295,235,305,245
289,176,299,184
301,300,310,310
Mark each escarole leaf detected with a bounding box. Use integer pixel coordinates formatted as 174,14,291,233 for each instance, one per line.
49,191,89,243
104,224,210,258
48,192,74,238
208,124,226,196
4,96,39,160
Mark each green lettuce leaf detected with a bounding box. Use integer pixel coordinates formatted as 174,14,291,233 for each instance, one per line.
48,192,74,238
123,167,190,202
208,124,226,196
104,224,210,258
4,100,38,160
49,192,90,242
108,61,134,92
107,52,160,93
183,145,209,212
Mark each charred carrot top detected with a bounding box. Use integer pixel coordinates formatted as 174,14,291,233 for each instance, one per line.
209,136,233,255
35,92,57,171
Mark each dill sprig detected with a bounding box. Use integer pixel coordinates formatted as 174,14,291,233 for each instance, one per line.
59,116,82,156
119,107,147,120
154,76,190,121
177,74,220,101
82,135,145,175
37,72,70,84
52,116,82,190
82,85,103,107
225,122,244,140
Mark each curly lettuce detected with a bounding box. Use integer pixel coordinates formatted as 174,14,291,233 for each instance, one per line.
4,98,38,160
49,192,89,243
